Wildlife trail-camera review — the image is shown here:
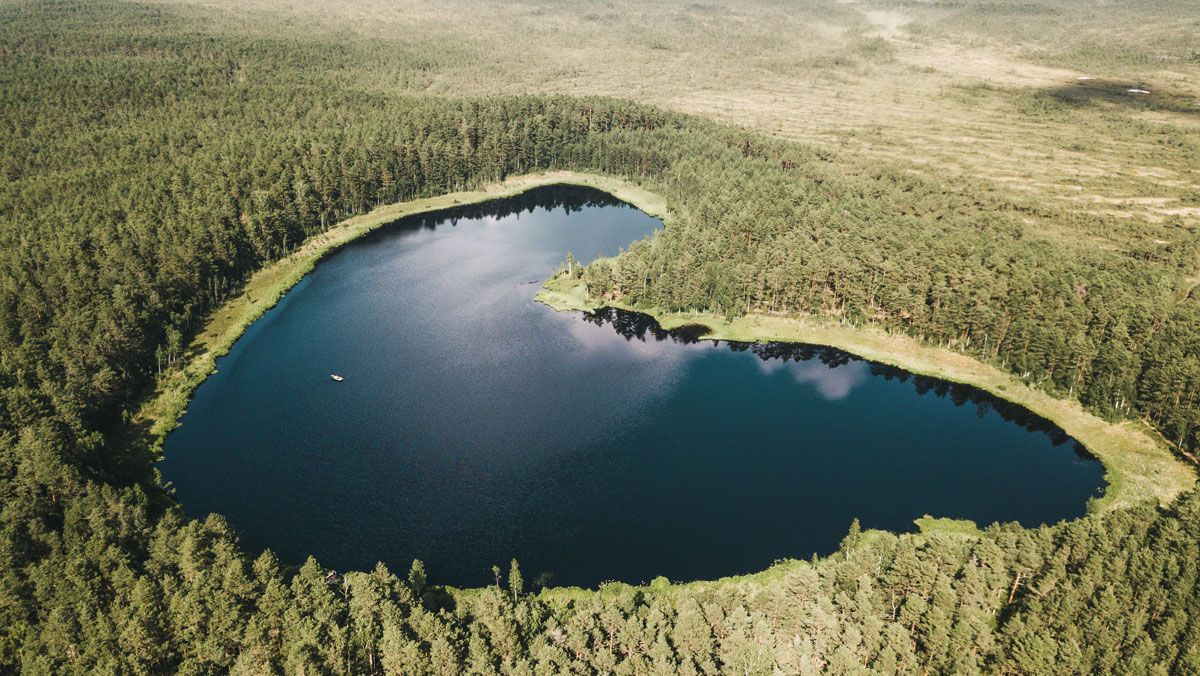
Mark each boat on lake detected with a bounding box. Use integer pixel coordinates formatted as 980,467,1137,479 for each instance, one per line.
330,374,344,382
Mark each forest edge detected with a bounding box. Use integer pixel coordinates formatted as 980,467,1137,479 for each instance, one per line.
135,170,1194,589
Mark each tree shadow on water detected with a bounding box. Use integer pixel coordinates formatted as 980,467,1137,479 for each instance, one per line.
584,307,1095,458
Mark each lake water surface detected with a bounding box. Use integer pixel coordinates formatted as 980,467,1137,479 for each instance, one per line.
160,185,1104,588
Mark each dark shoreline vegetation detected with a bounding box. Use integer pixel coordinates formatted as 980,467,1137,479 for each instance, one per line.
2,0,1199,672
379,184,630,231
157,187,1103,591
584,307,1096,462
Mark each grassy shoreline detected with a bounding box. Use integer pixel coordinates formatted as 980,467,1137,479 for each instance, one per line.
537,276,1195,515
135,171,668,449
139,170,1192,595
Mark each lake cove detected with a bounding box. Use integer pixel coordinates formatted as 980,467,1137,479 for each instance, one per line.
159,185,1104,589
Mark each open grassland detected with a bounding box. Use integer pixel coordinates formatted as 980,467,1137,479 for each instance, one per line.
6,2,1200,670
164,0,1200,240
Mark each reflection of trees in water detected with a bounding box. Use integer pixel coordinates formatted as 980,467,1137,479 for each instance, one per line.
867,365,1088,457
583,307,708,343
377,184,628,237
586,307,1092,460
743,340,857,369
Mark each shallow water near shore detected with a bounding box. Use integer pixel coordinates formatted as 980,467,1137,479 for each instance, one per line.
160,184,1104,588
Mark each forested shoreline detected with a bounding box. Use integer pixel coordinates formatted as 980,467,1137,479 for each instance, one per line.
2,1,1199,672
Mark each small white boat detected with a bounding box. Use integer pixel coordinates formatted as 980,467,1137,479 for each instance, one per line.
330,374,344,382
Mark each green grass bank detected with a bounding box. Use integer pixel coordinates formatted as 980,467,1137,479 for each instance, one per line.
141,169,1191,547
135,171,667,449
538,274,1195,514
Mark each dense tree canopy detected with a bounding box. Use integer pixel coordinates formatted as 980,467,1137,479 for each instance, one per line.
1,1,1197,672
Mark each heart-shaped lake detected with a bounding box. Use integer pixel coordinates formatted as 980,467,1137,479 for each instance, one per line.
160,184,1103,588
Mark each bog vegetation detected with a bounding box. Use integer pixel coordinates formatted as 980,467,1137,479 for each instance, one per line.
1,0,1198,672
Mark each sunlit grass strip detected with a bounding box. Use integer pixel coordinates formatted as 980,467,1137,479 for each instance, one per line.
139,166,1190,542
136,171,667,452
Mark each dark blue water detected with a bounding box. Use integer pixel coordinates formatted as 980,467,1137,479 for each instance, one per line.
160,185,1104,588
